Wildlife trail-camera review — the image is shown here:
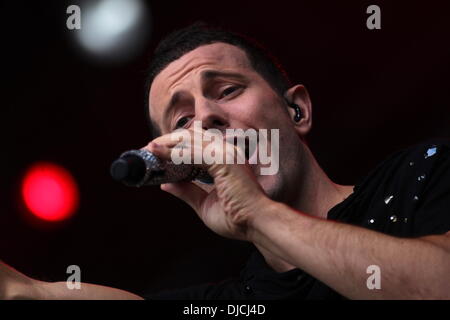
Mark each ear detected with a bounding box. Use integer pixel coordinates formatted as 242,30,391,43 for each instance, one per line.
284,85,313,137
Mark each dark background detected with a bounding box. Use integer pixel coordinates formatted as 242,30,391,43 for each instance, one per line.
1,1,449,297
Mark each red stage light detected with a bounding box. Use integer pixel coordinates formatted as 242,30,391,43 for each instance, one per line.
21,163,79,222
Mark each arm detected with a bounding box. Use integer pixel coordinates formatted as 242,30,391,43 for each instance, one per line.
146,131,450,300
248,199,450,299
1,261,143,300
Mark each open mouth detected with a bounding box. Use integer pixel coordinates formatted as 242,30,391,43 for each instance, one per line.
226,135,258,162
244,137,251,160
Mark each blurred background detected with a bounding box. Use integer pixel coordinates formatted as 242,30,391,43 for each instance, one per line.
1,0,449,297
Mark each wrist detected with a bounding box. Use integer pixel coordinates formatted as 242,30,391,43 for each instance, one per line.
246,197,284,242
7,277,42,300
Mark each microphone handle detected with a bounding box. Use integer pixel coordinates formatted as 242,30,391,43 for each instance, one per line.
112,149,213,187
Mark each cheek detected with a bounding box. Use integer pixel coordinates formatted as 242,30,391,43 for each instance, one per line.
228,91,285,129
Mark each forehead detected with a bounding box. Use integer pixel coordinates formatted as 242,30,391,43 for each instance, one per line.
149,43,253,123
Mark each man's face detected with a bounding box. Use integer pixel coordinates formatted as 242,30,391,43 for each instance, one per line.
149,42,306,201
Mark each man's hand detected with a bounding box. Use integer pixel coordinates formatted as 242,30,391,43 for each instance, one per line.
0,260,143,300
145,127,273,241
0,260,39,299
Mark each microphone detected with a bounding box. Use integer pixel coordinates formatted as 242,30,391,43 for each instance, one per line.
110,149,214,187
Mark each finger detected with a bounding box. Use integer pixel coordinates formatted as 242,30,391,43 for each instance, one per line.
192,179,215,193
144,129,250,170
142,129,192,158
142,130,187,152
144,141,173,161
160,182,208,214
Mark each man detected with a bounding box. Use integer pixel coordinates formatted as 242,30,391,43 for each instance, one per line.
1,23,449,300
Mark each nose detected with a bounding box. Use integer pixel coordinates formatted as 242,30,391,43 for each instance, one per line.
195,99,229,131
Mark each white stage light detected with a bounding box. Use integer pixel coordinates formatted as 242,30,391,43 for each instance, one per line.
75,0,151,63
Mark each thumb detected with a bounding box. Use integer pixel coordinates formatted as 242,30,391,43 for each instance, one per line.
160,182,208,214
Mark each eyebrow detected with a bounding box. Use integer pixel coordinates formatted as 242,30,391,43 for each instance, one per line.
161,70,248,131
200,70,248,82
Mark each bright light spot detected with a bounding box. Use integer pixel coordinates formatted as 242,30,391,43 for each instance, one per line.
21,163,79,222
75,0,150,62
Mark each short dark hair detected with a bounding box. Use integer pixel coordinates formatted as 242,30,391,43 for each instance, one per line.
144,22,292,138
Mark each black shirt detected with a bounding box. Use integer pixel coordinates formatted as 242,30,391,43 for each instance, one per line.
145,140,450,300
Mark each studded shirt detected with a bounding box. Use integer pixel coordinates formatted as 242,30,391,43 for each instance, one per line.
146,139,450,300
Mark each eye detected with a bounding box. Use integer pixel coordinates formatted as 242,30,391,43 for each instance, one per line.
219,86,240,99
174,116,191,129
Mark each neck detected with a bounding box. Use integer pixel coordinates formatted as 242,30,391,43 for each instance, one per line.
257,144,354,273
290,145,354,220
